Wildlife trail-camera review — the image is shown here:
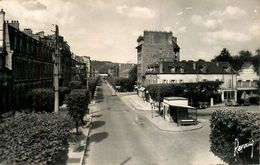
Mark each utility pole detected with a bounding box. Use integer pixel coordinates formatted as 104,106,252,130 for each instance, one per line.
54,25,59,113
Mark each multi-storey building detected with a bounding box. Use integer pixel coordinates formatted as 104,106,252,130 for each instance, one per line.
118,63,136,78
82,56,91,78
237,63,259,100
136,31,180,85
0,9,75,114
73,56,86,83
108,66,118,77
0,14,54,113
145,61,237,103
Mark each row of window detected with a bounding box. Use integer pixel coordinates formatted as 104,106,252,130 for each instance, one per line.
14,58,53,80
237,80,258,88
10,28,53,61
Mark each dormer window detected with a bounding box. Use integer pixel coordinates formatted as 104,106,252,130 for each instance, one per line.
224,66,231,72
199,64,207,73
170,67,175,73
180,67,184,73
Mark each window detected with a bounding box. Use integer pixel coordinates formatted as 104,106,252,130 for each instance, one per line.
180,67,184,73
170,67,175,73
171,80,175,83
252,80,257,87
163,80,167,84
238,80,242,88
179,79,183,83
203,79,207,82
246,80,250,87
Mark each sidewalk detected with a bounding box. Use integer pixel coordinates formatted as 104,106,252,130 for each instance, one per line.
67,114,92,165
119,93,203,132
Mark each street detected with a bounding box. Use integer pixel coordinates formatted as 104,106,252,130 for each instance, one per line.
85,83,223,165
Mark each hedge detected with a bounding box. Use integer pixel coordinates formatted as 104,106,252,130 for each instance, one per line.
59,87,71,106
108,77,135,92
69,81,83,89
210,110,260,164
27,88,54,112
0,112,73,164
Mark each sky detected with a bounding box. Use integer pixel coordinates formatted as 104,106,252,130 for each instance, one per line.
0,0,259,63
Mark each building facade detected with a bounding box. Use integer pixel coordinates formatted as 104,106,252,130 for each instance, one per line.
0,15,54,113
237,63,259,101
118,63,135,78
136,31,180,85
145,61,237,103
82,56,91,78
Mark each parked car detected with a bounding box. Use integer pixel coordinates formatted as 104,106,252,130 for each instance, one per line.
237,99,250,106
111,90,117,96
225,99,239,106
249,96,259,105
197,102,209,109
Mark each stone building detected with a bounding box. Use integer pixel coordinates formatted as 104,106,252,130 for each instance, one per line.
145,61,237,103
118,63,136,78
0,15,54,113
82,56,91,78
136,31,180,85
237,63,259,101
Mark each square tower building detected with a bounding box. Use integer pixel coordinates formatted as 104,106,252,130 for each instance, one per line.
136,31,180,85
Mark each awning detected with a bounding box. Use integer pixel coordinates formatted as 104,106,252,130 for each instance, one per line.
164,102,196,109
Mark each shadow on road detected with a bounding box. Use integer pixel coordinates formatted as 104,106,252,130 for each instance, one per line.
91,120,106,129
89,132,109,143
119,157,132,165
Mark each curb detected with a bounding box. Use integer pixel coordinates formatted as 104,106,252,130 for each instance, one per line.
80,116,92,165
120,96,203,132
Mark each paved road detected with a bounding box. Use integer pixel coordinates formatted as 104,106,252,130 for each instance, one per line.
85,84,223,165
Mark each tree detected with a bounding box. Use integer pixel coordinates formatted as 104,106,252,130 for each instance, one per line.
129,65,137,84
212,48,233,63
252,49,260,73
146,84,184,113
146,81,222,109
65,90,87,134
238,50,252,63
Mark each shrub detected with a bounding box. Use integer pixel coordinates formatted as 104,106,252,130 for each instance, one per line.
69,81,83,89
249,96,259,105
0,112,73,164
65,89,87,133
210,110,260,164
59,87,71,106
28,88,54,112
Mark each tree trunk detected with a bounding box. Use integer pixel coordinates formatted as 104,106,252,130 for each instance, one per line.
159,101,161,115
76,121,79,134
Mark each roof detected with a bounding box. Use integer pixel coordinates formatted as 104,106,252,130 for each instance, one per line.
146,61,235,74
164,97,187,101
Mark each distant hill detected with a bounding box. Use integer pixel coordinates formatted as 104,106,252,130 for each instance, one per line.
91,60,119,74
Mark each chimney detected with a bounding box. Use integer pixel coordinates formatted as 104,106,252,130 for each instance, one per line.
9,20,19,30
193,62,196,70
32,33,40,41
36,31,44,38
24,28,32,37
